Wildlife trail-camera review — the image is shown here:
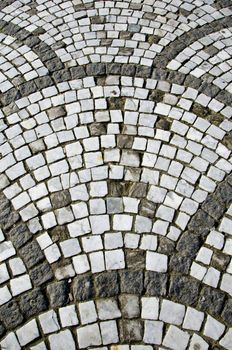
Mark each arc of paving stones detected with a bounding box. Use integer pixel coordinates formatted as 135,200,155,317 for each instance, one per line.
0,4,231,105
0,2,232,350
0,75,231,348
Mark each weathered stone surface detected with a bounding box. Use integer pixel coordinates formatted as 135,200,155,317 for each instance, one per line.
117,135,134,148
4,212,20,230
202,194,225,220
0,88,21,105
49,225,69,242
188,209,215,236
169,275,200,305
211,252,230,271
50,190,71,209
128,183,147,198
86,63,106,76
222,299,232,325
198,287,225,317
19,241,44,268
47,281,69,307
89,123,106,136
158,237,175,255
7,223,32,249
95,272,119,297
119,295,140,318
170,254,191,274
119,320,143,342
73,275,95,301
126,250,146,270
30,261,54,286
45,58,64,72
144,271,167,296
177,232,201,257
19,289,47,318
35,76,53,89
0,301,23,329
139,200,156,218
120,270,143,294
215,182,232,205
19,81,37,96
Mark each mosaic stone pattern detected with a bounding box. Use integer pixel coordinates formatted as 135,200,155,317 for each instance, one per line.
0,0,232,349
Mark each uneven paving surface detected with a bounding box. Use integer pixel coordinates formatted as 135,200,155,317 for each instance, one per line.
0,0,232,349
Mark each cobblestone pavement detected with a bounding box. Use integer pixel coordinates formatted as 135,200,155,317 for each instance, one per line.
0,0,232,349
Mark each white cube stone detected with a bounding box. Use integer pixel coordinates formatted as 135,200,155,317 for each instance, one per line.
89,251,105,273
0,263,9,283
203,267,220,288
160,300,185,325
189,334,209,350
147,186,167,203
113,214,133,231
10,274,32,296
72,254,90,274
140,235,157,251
143,320,163,345
0,332,21,350
0,286,11,305
203,315,225,340
146,252,167,272
0,241,15,262
72,202,89,219
220,329,232,350
135,215,152,233
100,320,119,345
77,324,101,348
183,307,204,331
97,299,121,320
70,184,89,201
221,273,232,295
82,236,103,252
79,301,97,324
90,215,110,234
9,258,26,276
60,239,81,257
104,232,123,249
39,311,60,334
68,218,91,237
90,181,108,197
41,212,57,229
16,320,39,346
44,244,61,263
49,330,76,350
163,325,190,350
141,297,159,320
105,249,125,270
84,152,103,168
59,305,79,327
156,205,175,222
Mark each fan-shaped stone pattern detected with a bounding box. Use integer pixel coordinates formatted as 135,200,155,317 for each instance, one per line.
0,1,232,350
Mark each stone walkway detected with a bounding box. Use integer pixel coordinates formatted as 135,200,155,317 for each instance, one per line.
0,0,232,349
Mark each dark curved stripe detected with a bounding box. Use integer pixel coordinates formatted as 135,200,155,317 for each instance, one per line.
0,62,232,108
0,172,231,336
0,20,64,73
153,17,232,69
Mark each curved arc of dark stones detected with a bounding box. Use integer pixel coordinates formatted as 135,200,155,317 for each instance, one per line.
0,14,231,105
0,62,232,109
0,174,231,336
0,19,64,72
153,16,232,69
